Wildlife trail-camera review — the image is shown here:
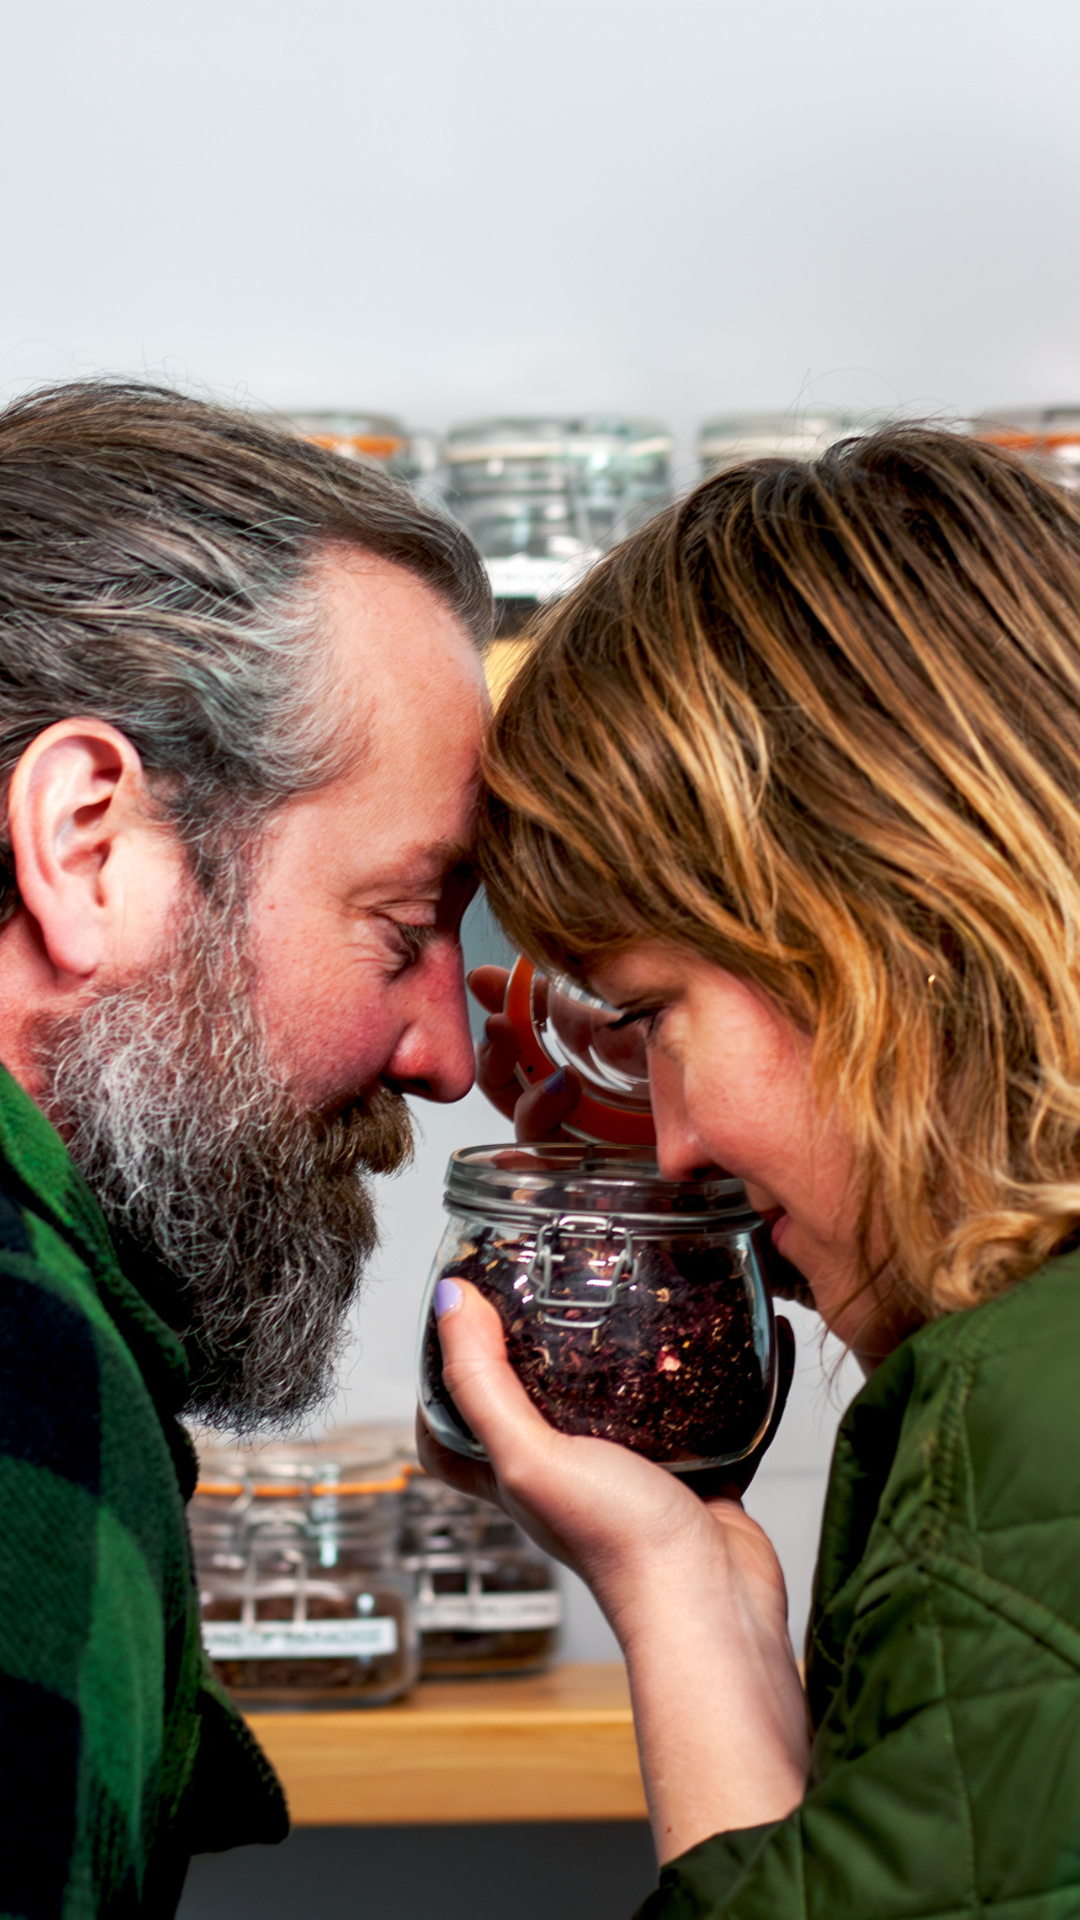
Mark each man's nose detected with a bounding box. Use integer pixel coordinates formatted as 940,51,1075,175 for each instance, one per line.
383,938,476,1103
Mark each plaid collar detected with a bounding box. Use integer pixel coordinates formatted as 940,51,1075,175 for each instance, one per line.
0,1061,190,1412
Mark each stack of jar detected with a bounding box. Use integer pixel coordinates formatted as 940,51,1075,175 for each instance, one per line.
191,1430,418,1707
402,1473,561,1678
440,416,674,640
189,1425,561,1706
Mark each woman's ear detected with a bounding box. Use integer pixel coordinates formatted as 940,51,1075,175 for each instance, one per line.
6,719,157,981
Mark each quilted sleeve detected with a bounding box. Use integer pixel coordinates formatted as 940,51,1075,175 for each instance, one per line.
635,1540,1080,1919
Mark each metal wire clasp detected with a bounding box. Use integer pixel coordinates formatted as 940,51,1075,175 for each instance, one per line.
528,1213,637,1329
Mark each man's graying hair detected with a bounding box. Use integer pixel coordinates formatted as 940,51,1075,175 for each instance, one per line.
0,380,491,914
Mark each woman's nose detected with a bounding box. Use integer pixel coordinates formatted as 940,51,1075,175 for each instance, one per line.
648,1054,710,1181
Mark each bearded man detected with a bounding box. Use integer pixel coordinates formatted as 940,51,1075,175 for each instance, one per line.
0,381,489,1914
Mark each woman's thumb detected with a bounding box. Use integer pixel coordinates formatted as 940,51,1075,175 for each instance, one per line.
433,1279,546,1453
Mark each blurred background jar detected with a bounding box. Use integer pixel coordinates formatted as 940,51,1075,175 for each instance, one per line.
191,1429,419,1708
402,1473,561,1678
264,409,440,494
697,408,890,480
441,416,674,658
971,405,1080,491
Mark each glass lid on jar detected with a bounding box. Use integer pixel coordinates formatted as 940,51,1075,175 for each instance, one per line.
697,408,895,480
268,409,407,462
443,415,674,491
971,406,1080,486
531,971,651,1107
697,410,848,477
442,1141,751,1227
193,1426,407,1497
503,955,656,1146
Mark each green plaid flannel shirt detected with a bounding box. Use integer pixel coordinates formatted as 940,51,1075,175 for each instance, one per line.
0,1063,287,1917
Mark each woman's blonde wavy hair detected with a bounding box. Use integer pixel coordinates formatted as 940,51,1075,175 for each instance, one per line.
478,427,1080,1315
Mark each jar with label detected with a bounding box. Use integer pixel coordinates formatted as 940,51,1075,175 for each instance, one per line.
417,1144,777,1474
190,1434,419,1708
442,416,674,638
402,1473,561,1678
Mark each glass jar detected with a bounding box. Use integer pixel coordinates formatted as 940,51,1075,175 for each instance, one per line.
971,406,1080,491
442,416,674,635
503,957,655,1146
697,409,890,481
264,409,437,490
418,1145,777,1474
190,1434,419,1708
402,1474,561,1678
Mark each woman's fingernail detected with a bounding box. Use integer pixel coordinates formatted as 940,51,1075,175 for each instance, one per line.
434,1278,463,1319
545,1067,567,1095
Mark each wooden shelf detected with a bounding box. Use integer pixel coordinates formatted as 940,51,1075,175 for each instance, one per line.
245,1661,647,1826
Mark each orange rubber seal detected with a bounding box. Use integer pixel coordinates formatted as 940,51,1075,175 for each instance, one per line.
306,433,404,460
978,430,1080,451
195,1471,408,1497
504,956,656,1147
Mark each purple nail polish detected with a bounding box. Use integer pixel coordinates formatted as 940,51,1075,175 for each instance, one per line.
545,1067,567,1095
434,1278,463,1318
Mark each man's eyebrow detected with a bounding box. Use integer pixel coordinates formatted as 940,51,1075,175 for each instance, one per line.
429,838,474,872
413,839,474,883
360,839,475,892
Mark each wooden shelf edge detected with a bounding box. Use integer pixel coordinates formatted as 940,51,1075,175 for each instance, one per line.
244,1661,649,1826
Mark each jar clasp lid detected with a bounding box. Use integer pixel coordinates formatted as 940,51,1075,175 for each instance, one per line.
528,1213,637,1329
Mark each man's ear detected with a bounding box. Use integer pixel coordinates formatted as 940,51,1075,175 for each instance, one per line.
6,719,153,981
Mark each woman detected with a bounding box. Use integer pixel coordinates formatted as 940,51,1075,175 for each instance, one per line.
423,427,1080,1916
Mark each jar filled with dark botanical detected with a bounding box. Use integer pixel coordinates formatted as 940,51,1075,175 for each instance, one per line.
402,1472,561,1677
190,1434,419,1708
417,1145,777,1474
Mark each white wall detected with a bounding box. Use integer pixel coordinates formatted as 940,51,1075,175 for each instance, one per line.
5,0,1080,463
1,0,1065,1656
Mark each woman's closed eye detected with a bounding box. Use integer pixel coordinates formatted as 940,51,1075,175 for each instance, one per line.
608,1005,664,1040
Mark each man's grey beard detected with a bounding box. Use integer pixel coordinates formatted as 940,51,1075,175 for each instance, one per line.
35,891,413,1433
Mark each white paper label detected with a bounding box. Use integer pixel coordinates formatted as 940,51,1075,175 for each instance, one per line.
202,1617,398,1660
485,553,601,603
416,1590,563,1632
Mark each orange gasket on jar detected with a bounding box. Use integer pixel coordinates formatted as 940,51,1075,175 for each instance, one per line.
978,431,1080,451
194,1471,409,1498
306,433,403,460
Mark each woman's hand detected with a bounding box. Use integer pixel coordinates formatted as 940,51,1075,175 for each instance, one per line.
418,1281,810,1862
468,965,583,1139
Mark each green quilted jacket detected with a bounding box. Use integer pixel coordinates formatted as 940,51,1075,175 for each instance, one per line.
640,1247,1080,1918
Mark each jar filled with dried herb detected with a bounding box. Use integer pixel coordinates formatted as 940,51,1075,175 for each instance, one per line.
417,1145,777,1474
190,1434,419,1708
402,1473,561,1677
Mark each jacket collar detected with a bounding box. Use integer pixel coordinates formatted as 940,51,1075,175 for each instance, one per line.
0,1061,190,1414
